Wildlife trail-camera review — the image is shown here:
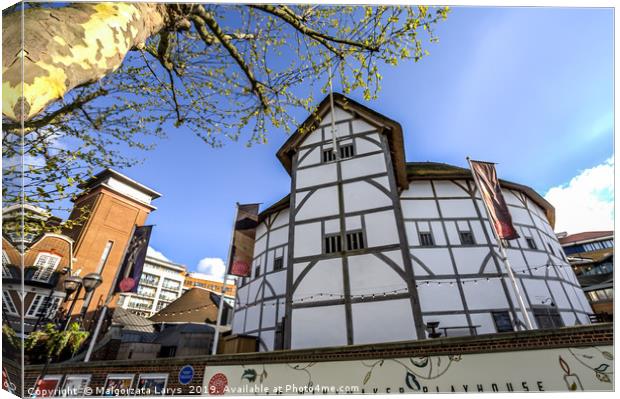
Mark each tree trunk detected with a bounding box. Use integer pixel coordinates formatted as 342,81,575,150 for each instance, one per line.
2,2,169,122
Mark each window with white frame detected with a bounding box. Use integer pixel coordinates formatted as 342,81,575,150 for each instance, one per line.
2,250,11,278
2,290,18,315
26,294,62,318
32,253,61,282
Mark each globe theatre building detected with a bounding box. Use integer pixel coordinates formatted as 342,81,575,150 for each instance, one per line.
231,94,592,352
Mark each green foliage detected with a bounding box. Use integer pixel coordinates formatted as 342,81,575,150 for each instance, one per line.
24,322,90,359
2,4,449,232
2,324,21,350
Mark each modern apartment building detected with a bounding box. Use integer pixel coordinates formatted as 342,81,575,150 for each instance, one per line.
183,272,236,299
559,231,614,320
117,251,186,317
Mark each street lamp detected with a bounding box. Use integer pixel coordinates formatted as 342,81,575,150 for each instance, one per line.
62,275,83,330
79,273,103,323
82,272,103,292
63,275,82,299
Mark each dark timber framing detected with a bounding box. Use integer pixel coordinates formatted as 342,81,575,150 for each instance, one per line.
231,95,588,351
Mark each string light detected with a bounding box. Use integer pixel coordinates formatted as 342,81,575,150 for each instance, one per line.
233,263,574,308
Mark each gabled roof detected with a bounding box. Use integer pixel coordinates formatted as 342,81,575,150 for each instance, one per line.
559,231,614,245
149,287,231,324
112,307,155,333
276,93,409,190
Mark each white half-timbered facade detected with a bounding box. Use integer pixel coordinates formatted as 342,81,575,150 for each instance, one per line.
232,94,592,352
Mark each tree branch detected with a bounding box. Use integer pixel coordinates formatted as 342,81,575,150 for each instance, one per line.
250,4,380,54
192,7,269,108
2,89,108,131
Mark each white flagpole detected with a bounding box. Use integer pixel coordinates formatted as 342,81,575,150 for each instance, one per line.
327,62,339,161
211,203,239,355
466,157,534,330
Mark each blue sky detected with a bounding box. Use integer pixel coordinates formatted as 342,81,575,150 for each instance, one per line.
109,6,613,274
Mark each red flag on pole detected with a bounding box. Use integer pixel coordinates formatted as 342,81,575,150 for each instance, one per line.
228,204,259,277
469,160,519,240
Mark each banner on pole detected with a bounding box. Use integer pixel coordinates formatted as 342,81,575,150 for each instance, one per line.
228,204,259,277
469,160,519,240
116,225,153,292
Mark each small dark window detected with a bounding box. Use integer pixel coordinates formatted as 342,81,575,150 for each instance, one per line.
324,234,342,254
160,346,177,358
533,307,564,329
345,231,365,251
526,238,537,250
255,265,261,277
339,144,355,159
273,257,284,271
419,232,434,247
322,149,336,163
492,311,514,332
459,231,475,245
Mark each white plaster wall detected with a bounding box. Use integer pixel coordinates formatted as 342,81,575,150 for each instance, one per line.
343,181,392,213
430,221,447,245
261,330,275,352
417,281,464,312
299,128,323,146
347,253,407,295
462,279,509,310
352,299,416,344
293,223,322,258
412,248,454,275
469,313,497,335
433,181,469,197
248,279,262,303
266,271,286,296
261,300,277,329
319,107,353,126
404,221,419,246
340,153,387,180
271,209,289,229
364,210,400,247
354,135,382,155
296,163,337,189
297,146,321,168
268,225,289,248
232,309,245,334
438,199,477,218
510,207,535,227
291,305,347,349
401,199,439,219
245,304,260,332
293,258,344,300
254,235,267,258
295,187,339,220
402,181,434,198
351,118,375,134
452,247,491,274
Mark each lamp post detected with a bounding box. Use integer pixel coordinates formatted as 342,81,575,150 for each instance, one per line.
79,273,103,324
62,275,83,331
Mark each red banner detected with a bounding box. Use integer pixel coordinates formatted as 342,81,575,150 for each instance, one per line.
469,160,519,240
228,204,260,277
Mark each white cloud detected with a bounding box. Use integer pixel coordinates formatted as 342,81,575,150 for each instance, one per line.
196,257,227,282
544,157,614,235
147,246,170,261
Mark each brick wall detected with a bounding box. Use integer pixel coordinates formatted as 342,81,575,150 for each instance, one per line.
8,323,613,397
